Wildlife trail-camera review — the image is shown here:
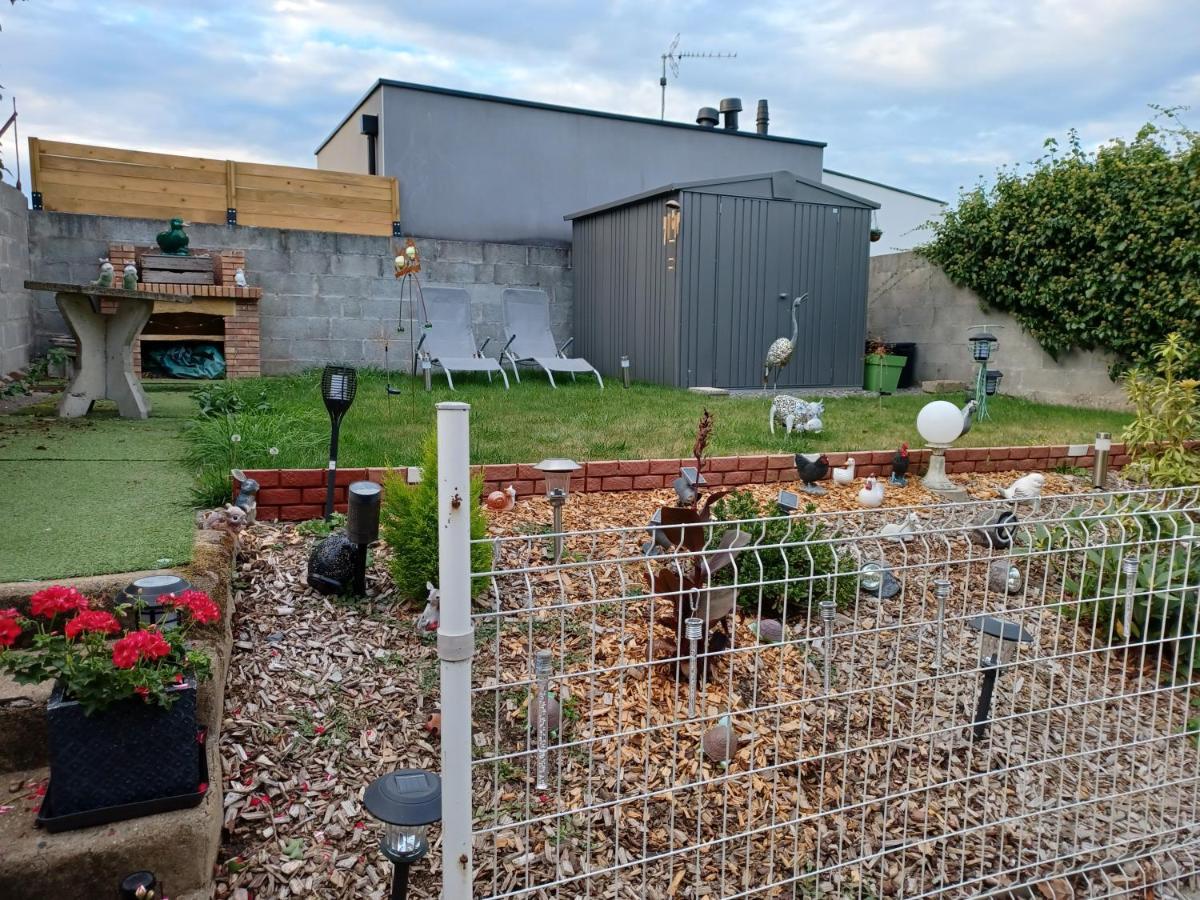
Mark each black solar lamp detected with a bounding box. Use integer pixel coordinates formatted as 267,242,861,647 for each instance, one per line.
535,458,580,563
984,369,1004,396
321,365,358,521
968,615,1034,740
347,480,383,597
120,574,190,630
119,871,157,899
364,769,442,900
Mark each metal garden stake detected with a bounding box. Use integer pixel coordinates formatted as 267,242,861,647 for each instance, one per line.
1093,432,1112,489
819,600,837,693
684,616,703,717
534,649,552,790
1122,555,1139,642
932,578,951,670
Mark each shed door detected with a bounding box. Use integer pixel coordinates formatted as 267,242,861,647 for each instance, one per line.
707,197,799,389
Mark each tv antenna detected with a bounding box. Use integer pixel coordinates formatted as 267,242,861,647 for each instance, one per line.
660,34,737,120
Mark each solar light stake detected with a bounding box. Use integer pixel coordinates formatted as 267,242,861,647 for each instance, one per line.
932,578,952,670
1093,432,1112,489
363,769,442,900
121,574,189,630
421,354,432,392
684,617,703,717
346,481,382,597
535,459,580,563
321,365,358,521
534,650,552,790
819,600,837,693
973,662,1000,742
1122,555,1139,642
968,615,1034,740
620,355,631,388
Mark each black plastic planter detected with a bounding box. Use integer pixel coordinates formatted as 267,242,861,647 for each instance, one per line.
45,678,199,817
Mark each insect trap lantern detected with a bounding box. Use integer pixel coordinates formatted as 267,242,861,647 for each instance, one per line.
363,769,442,900
321,365,358,521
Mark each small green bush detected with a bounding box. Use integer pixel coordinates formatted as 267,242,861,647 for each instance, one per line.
710,491,856,619
380,431,491,602
1122,332,1200,487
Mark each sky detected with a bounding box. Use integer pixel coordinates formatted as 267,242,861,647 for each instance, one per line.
1,0,1198,204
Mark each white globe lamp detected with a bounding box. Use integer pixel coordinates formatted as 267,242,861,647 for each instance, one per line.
916,400,968,499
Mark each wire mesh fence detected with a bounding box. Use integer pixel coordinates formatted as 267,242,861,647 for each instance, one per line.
454,481,1200,899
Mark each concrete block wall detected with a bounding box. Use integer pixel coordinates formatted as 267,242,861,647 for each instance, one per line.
0,182,32,376
868,251,1128,410
26,213,572,374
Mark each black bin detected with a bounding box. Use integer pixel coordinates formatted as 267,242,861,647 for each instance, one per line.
890,342,917,389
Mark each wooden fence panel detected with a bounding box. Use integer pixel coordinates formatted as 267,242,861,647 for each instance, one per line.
30,138,399,236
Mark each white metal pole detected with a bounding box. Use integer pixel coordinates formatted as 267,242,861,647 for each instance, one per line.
436,401,474,900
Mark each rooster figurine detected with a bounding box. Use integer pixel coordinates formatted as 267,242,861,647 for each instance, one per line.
890,443,910,486
857,476,885,508
832,456,856,486
485,484,517,512
794,453,830,495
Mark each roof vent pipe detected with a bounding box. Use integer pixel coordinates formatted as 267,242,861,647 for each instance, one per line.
756,99,769,135
719,97,742,131
696,107,719,128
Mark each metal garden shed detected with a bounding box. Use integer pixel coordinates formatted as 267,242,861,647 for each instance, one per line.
566,170,879,389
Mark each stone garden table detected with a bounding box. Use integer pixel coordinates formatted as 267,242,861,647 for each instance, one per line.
24,281,189,419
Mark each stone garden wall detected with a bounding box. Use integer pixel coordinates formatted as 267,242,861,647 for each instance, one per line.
0,182,32,377
236,441,1132,522
868,252,1128,410
26,212,572,374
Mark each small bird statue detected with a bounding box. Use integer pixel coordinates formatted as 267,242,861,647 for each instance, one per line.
959,400,978,438
890,443,910,486
122,262,138,290
485,484,517,512
878,511,921,542
702,715,737,766
415,581,440,632
234,267,248,288
794,453,830,495
762,294,808,388
832,456,857,486
92,259,114,289
749,618,785,643
857,476,885,508
1001,472,1046,505
155,218,190,255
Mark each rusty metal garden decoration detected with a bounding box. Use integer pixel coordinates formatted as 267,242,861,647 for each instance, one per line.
643,411,749,699
385,238,431,399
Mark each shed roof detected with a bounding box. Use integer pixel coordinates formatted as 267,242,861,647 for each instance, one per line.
564,170,880,220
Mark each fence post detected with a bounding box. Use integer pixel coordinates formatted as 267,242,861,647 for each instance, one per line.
436,401,474,900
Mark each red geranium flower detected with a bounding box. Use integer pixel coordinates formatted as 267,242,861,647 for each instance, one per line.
64,609,121,640
0,609,21,648
28,586,89,620
162,589,220,625
111,630,172,669
134,685,150,699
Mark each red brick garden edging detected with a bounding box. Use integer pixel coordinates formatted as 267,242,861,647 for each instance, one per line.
231,442,1131,523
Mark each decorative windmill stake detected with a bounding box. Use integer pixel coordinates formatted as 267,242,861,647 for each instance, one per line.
533,649,552,791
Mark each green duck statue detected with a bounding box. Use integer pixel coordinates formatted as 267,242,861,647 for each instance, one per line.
156,218,190,255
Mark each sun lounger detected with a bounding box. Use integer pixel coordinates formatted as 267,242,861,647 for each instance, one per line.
416,287,509,390
501,288,602,388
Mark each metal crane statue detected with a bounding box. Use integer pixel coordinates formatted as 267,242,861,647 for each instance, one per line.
763,293,808,388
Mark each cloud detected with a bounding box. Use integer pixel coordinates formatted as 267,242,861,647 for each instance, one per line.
0,0,1197,207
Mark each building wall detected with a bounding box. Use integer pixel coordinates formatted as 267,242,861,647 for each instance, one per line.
0,182,32,375
26,212,572,376
319,83,825,244
868,251,1127,409
317,89,382,176
821,170,945,256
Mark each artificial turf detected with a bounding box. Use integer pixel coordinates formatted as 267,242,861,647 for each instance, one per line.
0,389,196,582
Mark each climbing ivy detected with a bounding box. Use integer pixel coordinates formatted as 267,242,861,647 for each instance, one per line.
919,109,1200,374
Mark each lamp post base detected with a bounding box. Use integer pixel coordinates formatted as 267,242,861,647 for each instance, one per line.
921,446,968,501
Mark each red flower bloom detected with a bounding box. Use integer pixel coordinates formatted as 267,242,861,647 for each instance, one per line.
64,609,121,640
28,586,89,620
162,589,220,625
0,609,21,648
174,673,185,684
111,630,172,669
134,685,150,699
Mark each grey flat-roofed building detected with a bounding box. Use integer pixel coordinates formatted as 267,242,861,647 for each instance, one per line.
566,171,878,390
317,80,826,244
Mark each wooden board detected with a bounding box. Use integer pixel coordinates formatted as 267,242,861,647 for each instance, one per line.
142,255,217,272
136,271,213,285
152,299,236,316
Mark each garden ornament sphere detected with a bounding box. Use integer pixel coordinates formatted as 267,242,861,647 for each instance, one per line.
306,532,356,595
750,618,785,643
916,400,964,446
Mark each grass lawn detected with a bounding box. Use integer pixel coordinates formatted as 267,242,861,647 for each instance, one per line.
0,387,196,582
186,370,1131,502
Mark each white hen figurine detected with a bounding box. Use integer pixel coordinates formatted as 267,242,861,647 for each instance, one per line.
234,267,248,288
878,511,921,542
832,456,856,486
857,476,885,508
1001,472,1046,503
